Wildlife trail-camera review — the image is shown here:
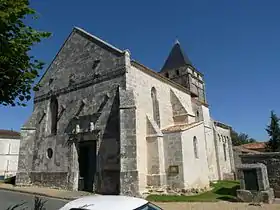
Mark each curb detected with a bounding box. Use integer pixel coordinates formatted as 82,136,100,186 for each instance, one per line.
0,186,76,201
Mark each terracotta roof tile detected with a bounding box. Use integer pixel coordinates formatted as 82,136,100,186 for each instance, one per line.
233,146,261,153
0,129,20,139
242,142,266,150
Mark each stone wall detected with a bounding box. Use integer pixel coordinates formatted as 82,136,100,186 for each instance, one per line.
233,148,243,169
163,132,184,189
240,152,280,197
181,123,210,189
16,27,128,194
127,63,197,193
119,88,139,196
213,123,234,180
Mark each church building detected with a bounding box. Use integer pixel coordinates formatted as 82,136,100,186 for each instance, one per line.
16,27,235,196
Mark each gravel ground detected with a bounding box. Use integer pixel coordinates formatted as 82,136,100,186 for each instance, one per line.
155,202,280,210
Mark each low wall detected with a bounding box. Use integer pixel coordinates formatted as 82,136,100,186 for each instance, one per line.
240,152,280,197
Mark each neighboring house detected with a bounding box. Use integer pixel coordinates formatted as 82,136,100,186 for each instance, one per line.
0,129,20,179
241,142,267,152
16,27,235,196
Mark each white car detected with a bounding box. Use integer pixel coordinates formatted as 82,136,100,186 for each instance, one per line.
59,195,163,210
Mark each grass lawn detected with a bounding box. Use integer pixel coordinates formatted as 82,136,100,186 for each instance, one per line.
146,180,240,202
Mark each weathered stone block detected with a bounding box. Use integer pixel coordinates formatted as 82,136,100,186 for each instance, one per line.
15,172,32,186
120,170,139,197
147,175,161,187
223,172,235,180
237,188,275,204
260,188,275,204
236,189,253,202
236,163,275,204
237,163,269,191
240,152,280,198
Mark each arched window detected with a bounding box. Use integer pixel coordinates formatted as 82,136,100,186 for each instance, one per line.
226,136,230,142
196,110,199,121
165,72,169,78
151,87,160,127
223,143,227,161
193,136,199,159
50,95,58,134
176,69,180,76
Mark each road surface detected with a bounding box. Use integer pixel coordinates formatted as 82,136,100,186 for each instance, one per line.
0,189,67,210
2,189,280,210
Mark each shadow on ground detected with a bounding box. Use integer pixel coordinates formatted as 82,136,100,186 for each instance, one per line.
1,176,16,185
215,185,240,202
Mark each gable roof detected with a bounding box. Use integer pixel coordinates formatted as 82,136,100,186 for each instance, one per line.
161,41,193,72
74,27,124,56
36,27,124,85
0,129,20,139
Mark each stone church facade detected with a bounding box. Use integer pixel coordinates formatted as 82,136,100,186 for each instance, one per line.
16,27,235,196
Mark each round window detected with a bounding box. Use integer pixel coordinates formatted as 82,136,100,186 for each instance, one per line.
47,148,53,159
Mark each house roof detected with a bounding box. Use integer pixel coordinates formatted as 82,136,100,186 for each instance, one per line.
160,41,193,72
242,142,267,150
233,146,261,154
162,121,203,133
0,129,20,139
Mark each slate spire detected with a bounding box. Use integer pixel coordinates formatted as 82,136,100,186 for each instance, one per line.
161,40,193,72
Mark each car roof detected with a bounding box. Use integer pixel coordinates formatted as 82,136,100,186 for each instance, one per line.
60,195,149,210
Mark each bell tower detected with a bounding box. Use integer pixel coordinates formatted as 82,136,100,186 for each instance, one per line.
160,40,206,104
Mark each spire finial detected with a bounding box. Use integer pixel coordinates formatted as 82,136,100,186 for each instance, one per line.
175,39,180,45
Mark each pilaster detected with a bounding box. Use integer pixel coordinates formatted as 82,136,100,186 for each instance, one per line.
119,88,139,196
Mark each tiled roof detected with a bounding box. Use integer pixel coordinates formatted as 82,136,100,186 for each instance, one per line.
162,121,203,133
161,41,193,72
0,129,20,139
242,142,266,150
233,146,261,154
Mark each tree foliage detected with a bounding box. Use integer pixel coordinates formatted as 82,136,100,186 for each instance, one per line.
230,129,256,146
265,111,280,152
0,0,51,106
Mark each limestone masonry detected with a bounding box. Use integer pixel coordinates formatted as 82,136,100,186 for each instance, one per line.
16,27,235,196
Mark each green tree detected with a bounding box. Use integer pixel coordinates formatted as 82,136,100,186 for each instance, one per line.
230,129,256,146
265,111,280,152
0,0,51,106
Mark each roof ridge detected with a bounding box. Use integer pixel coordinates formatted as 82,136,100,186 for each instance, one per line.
74,27,124,54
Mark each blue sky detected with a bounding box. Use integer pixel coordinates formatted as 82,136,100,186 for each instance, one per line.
1,0,280,140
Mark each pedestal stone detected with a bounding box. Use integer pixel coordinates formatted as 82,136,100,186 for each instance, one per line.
236,163,275,204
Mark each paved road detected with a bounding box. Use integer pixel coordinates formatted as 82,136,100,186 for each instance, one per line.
2,189,280,210
0,189,67,210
